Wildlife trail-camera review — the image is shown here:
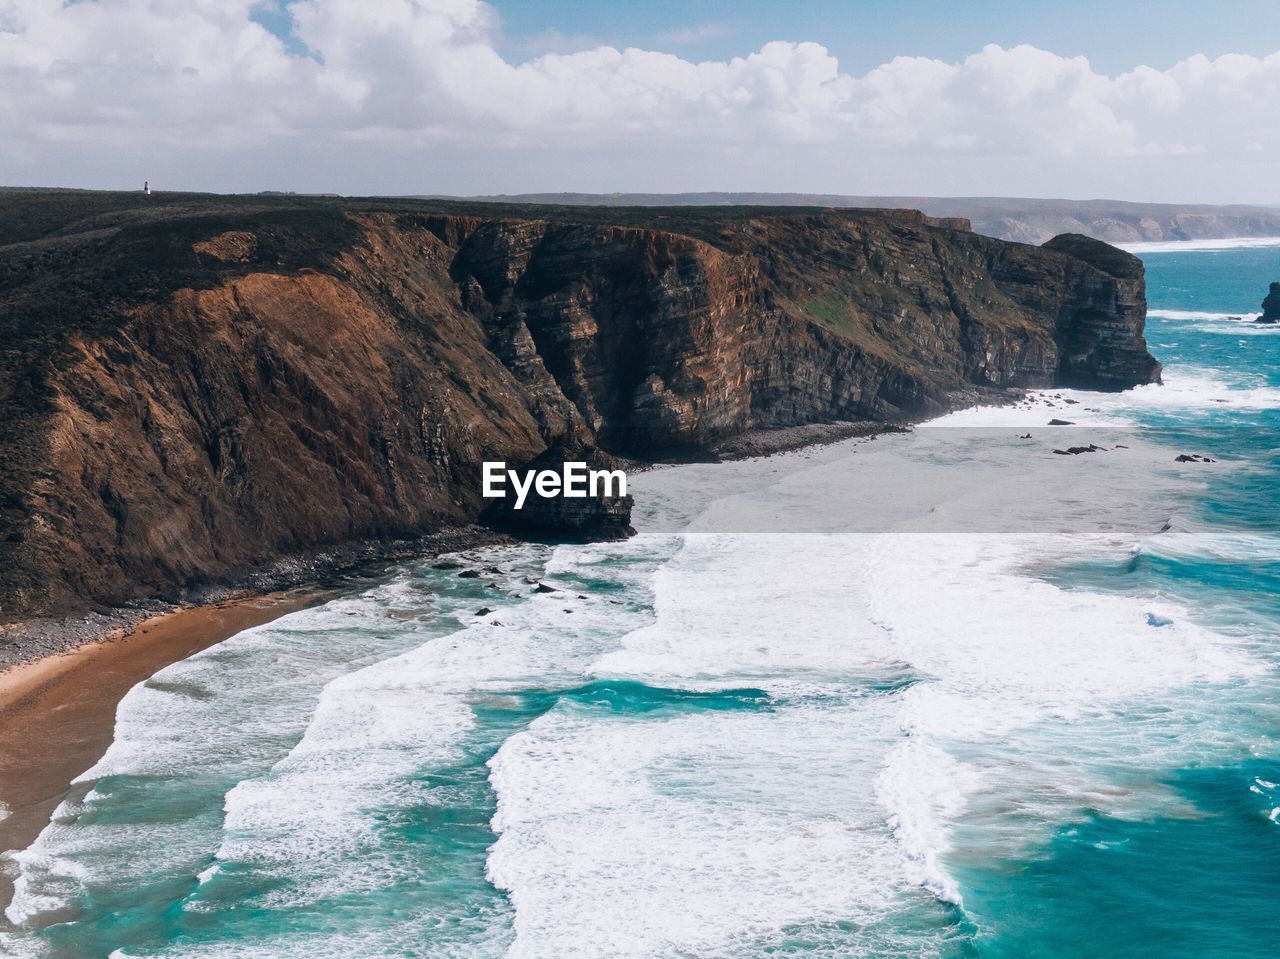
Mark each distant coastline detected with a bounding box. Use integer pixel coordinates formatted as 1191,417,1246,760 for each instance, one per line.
439,191,1280,246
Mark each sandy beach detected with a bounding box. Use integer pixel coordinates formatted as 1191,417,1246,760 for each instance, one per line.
0,591,328,912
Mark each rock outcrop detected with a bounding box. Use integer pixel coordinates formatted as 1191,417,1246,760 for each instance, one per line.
0,192,1161,619
1258,282,1280,323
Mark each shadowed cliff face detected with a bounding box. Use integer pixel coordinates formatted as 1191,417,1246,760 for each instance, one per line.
0,194,1160,618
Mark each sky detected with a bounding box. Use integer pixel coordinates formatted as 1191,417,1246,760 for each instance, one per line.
490,0,1280,76
2,0,1279,203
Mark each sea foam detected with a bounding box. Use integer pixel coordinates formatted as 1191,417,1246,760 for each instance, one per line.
8,309,1276,957
149,541,674,958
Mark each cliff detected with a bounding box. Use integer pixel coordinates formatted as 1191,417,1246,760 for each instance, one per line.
0,192,1160,619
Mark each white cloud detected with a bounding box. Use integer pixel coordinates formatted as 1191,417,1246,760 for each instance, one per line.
1,0,1278,201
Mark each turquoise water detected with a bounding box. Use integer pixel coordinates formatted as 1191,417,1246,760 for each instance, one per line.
1,242,1278,958
953,243,1280,959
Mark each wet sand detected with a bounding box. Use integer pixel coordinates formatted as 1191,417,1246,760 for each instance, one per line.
0,591,328,912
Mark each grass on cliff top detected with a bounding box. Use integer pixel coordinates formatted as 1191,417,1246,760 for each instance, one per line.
0,188,931,249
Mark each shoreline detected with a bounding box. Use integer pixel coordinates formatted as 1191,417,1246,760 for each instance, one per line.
0,590,331,914
712,420,909,460
0,525,513,673
0,524,517,917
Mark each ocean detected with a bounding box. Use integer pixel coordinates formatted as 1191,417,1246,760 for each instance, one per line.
2,240,1278,958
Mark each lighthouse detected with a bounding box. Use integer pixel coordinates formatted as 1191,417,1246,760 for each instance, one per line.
144,180,151,195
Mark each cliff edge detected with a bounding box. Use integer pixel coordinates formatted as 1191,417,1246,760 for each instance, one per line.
0,192,1160,619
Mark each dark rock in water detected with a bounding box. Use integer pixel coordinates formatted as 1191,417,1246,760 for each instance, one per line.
1018,433,1033,439
1175,453,1216,463
475,607,492,616
482,565,503,574
458,569,482,579
1258,282,1280,323
534,583,559,594
485,442,635,542
1053,445,1107,455
1048,419,1075,426
432,560,463,570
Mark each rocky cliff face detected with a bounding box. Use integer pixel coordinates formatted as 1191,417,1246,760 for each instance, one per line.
0,193,1160,618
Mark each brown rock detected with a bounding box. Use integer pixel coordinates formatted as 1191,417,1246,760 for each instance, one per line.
0,193,1161,620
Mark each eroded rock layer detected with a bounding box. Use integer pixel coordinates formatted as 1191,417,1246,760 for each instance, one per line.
0,193,1160,617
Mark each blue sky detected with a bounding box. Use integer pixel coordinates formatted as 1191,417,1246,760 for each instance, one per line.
462,0,1275,73
248,1,1280,75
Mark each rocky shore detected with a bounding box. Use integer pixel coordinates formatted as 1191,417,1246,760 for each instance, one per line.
712,420,905,460
0,525,511,670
